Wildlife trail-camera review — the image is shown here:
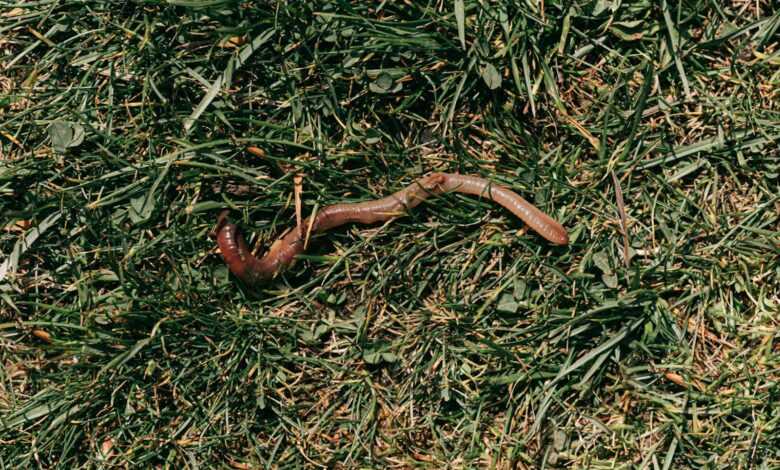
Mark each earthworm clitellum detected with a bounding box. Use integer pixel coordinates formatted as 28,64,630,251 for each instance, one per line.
215,173,568,285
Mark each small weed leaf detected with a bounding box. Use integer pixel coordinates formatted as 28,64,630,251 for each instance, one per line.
48,121,84,154
369,72,395,94
128,195,154,224
481,63,502,90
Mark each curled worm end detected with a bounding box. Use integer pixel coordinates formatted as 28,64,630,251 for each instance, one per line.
215,212,272,286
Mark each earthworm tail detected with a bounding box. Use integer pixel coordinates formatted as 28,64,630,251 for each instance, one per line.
216,173,568,285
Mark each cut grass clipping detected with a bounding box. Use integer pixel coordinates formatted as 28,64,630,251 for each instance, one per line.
1,1,779,468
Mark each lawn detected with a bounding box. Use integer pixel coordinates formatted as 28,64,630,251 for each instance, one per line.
1,0,779,468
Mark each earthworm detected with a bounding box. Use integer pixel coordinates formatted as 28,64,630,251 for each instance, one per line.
216,173,568,285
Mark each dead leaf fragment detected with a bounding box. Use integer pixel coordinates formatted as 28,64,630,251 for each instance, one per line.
32,329,52,343
246,146,266,158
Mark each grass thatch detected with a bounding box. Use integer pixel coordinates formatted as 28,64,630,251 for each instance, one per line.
1,0,779,467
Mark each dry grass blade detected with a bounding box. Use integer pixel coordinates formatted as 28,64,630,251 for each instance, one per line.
611,170,630,268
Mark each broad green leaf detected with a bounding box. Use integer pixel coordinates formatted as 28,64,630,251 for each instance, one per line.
381,352,398,363
363,350,382,364
455,0,465,50
129,195,154,224
592,250,612,275
497,293,519,313
592,0,618,16
49,121,84,153
369,72,394,93
481,63,502,89
602,272,618,288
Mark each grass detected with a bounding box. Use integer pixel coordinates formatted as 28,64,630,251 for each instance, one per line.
1,0,778,467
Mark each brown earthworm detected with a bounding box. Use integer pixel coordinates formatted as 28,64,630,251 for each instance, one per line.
216,173,568,285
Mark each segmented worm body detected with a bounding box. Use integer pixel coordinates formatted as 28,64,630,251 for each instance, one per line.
216,173,568,285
